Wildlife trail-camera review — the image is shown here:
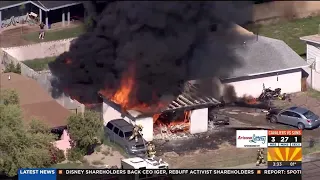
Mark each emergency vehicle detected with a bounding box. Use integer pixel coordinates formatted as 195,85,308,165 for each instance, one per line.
121,157,171,180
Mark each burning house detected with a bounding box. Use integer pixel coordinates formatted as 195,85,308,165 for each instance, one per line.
100,81,220,141
48,2,255,141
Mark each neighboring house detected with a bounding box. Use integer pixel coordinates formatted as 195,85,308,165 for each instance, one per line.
220,25,309,98
0,1,84,31
0,72,71,129
300,34,320,91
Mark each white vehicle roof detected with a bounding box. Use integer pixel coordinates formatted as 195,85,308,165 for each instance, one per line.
122,157,169,169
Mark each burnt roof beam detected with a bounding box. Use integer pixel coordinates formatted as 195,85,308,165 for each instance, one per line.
178,95,194,105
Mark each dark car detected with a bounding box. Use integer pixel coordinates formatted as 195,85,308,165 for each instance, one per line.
104,119,147,155
266,106,320,130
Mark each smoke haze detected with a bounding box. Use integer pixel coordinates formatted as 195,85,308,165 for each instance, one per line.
49,1,255,109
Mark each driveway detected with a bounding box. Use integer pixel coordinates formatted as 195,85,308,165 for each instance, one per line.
220,92,320,139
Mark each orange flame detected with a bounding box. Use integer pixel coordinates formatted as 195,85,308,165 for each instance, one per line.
153,111,191,133
111,67,135,109
99,65,166,113
242,95,257,104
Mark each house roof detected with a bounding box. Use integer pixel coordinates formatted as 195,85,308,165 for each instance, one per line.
221,25,309,79
300,34,320,45
0,1,28,10
0,73,71,128
35,1,82,11
0,1,82,11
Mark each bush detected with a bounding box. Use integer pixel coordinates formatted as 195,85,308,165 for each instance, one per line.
4,62,21,74
56,149,66,163
50,146,66,164
67,148,85,162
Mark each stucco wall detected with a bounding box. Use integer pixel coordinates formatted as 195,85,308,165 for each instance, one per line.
224,70,302,98
103,100,210,141
102,101,154,141
253,1,320,24
190,108,208,134
1,38,75,61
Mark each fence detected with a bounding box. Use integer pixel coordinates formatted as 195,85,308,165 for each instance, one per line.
0,48,85,114
1,38,74,61
253,1,320,24
0,48,40,79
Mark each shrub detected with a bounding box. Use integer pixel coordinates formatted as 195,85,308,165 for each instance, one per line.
67,148,85,162
4,62,21,74
50,147,66,164
56,149,66,163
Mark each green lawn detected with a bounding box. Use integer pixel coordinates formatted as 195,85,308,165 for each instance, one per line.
23,56,56,71
307,89,320,99
23,25,85,43
248,16,320,55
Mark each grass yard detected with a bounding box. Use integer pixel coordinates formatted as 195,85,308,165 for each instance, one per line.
307,89,320,99
23,25,85,43
23,56,56,71
247,16,320,55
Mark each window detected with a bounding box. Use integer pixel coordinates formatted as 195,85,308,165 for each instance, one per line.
303,111,316,119
291,113,302,118
113,127,119,134
281,111,301,118
280,111,292,116
106,122,114,130
119,131,124,138
124,131,133,138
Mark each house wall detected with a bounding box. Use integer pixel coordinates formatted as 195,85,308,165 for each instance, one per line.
103,101,210,141
305,42,320,91
190,108,208,134
223,69,302,98
306,43,320,62
102,101,153,141
52,130,71,156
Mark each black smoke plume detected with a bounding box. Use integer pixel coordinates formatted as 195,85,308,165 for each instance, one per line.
49,1,255,111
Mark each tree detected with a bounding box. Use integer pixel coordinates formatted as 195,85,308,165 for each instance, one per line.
0,89,20,105
4,62,22,74
67,111,103,152
0,95,56,177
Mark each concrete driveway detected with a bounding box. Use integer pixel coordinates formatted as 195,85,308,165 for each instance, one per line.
219,92,320,139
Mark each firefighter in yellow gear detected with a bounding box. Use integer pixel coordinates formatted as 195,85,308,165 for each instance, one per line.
129,124,143,143
146,141,156,159
256,148,266,166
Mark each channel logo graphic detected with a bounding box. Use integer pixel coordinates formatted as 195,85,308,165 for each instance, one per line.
236,130,268,148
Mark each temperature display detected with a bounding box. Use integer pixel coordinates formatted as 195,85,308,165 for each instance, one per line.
267,161,301,167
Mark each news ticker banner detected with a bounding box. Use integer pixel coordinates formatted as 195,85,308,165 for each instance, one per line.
18,168,302,180
236,130,302,169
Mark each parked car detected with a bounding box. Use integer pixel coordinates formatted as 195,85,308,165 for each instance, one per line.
266,106,320,130
104,119,147,155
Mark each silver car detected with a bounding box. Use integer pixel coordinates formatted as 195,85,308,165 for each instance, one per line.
104,119,147,155
266,106,320,130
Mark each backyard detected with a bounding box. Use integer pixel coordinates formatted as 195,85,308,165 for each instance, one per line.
23,56,57,71
247,16,320,55
22,25,85,43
